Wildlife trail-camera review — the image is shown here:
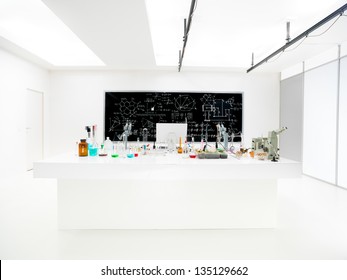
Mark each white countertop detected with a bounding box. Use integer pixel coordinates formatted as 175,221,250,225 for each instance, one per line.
33,152,302,180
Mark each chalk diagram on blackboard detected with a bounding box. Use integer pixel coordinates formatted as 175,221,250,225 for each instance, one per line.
142,118,155,129
108,116,121,132
174,95,196,111
201,94,214,104
105,92,243,142
200,94,236,122
119,98,140,117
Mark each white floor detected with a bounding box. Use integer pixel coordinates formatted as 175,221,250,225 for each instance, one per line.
0,172,347,260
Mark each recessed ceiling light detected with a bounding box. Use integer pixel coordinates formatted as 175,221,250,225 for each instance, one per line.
0,0,105,66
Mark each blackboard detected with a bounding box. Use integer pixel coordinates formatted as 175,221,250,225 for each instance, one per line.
104,91,243,142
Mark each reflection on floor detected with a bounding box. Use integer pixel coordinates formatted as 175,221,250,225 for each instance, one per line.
0,172,346,259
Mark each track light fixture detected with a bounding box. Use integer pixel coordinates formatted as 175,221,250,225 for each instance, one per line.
247,3,347,73
286,21,291,43
178,0,198,72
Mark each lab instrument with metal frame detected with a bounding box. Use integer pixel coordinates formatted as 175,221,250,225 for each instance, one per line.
252,127,287,161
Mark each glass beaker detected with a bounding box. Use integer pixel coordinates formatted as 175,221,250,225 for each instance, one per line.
167,132,176,152
117,141,125,158
89,145,98,156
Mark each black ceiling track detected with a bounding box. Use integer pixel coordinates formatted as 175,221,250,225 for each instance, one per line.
247,3,347,73
178,0,197,72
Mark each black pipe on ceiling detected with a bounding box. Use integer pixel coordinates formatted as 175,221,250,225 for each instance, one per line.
247,3,347,73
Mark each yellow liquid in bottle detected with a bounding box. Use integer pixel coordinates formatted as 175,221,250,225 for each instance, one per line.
177,137,183,154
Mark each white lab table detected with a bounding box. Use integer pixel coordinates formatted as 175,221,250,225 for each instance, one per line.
33,152,301,229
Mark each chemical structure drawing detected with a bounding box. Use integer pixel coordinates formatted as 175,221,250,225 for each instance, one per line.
118,98,140,117
174,95,196,111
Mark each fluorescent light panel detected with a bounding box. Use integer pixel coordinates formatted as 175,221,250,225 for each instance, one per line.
0,0,105,66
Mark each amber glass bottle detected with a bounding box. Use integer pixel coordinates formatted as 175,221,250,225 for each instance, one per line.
177,136,183,154
78,139,88,156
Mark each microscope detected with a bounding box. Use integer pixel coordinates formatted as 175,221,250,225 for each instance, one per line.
267,127,287,161
252,127,287,161
221,124,229,151
122,120,132,150
216,123,221,149
215,123,229,151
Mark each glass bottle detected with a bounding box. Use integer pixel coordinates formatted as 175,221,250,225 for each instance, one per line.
183,137,188,154
89,125,99,156
167,132,176,152
78,139,88,157
104,137,113,154
177,136,183,154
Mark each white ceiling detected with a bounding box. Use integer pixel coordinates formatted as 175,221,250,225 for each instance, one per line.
2,0,347,72
42,0,156,69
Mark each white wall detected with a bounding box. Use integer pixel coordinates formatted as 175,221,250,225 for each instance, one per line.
303,61,339,184
49,70,280,156
0,48,50,176
338,56,347,188
281,43,347,188
280,74,304,162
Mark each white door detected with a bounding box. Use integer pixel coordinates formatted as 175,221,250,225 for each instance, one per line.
26,89,44,171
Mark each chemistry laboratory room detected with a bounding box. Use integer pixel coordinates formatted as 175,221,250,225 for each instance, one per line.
1,0,347,269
